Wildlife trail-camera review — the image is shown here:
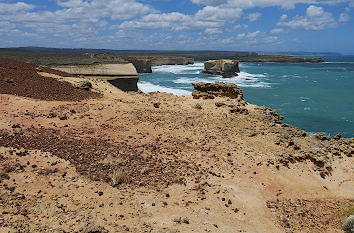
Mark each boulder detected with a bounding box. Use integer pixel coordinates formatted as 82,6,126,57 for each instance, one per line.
202,60,240,78
192,82,246,104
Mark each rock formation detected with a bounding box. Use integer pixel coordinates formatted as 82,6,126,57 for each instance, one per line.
51,63,139,92
192,82,246,104
202,59,240,78
123,57,152,73
121,56,194,73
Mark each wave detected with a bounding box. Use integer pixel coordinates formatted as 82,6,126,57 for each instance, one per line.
138,81,191,96
173,71,270,88
152,63,204,74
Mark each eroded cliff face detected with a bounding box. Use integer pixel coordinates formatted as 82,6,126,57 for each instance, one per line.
121,56,194,73
123,57,153,73
202,59,240,78
50,63,139,92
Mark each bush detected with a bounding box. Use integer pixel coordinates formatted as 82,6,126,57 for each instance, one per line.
343,215,354,233
111,169,125,187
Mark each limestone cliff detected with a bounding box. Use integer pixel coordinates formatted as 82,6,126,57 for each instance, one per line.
51,63,139,91
202,59,240,78
123,57,152,73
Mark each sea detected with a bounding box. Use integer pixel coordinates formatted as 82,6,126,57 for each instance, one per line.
138,56,354,138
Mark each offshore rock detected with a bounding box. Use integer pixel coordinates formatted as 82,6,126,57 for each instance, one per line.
202,60,240,78
192,82,246,104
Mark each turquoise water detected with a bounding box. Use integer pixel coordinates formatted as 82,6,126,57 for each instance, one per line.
138,56,354,138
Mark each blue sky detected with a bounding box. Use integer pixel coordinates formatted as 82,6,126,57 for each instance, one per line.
0,0,353,54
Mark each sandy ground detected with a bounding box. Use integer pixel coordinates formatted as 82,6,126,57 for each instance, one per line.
0,72,353,233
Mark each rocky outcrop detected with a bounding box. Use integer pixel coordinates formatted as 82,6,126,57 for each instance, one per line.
51,63,137,76
121,56,194,73
51,63,139,92
123,57,152,73
202,60,240,78
192,82,246,104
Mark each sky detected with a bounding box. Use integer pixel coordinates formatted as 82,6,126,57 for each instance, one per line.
0,0,353,54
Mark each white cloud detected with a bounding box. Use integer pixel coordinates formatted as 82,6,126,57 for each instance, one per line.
246,12,261,22
236,30,279,46
191,0,353,10
0,2,34,14
270,28,284,34
306,5,324,17
339,12,350,22
119,6,243,32
0,0,157,43
195,6,242,22
277,5,340,30
237,30,261,39
280,14,288,21
204,28,223,34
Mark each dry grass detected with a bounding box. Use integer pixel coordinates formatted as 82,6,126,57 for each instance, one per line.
111,169,125,187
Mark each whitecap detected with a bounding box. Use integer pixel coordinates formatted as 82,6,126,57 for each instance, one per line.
138,81,191,96
152,63,204,75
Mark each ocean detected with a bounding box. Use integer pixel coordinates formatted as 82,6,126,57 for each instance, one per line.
138,56,354,138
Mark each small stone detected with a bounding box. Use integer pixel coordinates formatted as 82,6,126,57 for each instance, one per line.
182,217,190,224
194,103,203,110
98,191,103,196
77,80,93,91
153,102,161,108
315,132,330,141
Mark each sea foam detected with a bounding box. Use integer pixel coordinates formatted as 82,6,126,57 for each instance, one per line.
173,71,270,88
138,81,191,96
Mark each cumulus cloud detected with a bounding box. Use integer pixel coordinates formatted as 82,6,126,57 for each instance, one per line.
0,0,156,43
277,5,343,30
236,30,279,46
195,6,242,22
280,14,288,21
191,0,353,9
119,6,243,32
237,30,261,39
204,28,223,34
246,12,261,21
270,28,284,34
0,2,34,14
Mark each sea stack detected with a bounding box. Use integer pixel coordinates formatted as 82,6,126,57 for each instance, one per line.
202,59,240,78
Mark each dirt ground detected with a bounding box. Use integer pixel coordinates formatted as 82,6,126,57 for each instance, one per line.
0,61,353,233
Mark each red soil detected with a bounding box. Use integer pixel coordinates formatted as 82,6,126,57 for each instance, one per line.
0,58,100,101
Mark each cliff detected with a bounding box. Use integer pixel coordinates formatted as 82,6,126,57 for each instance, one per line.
122,55,194,66
51,63,137,76
123,57,152,73
51,63,139,91
202,59,240,78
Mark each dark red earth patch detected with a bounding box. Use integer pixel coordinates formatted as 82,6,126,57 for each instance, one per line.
0,57,100,101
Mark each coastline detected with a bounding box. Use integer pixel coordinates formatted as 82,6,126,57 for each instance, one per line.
0,58,353,232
